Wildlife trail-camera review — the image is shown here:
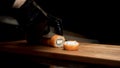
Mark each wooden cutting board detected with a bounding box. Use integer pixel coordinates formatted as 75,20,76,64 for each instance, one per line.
0,40,120,67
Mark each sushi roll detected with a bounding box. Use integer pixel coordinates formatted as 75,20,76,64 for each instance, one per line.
41,34,65,48
63,40,80,51
49,34,65,47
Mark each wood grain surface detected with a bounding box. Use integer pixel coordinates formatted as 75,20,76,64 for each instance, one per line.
0,40,120,67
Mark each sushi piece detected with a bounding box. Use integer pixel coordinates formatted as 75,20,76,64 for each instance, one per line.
63,40,80,51
41,34,65,48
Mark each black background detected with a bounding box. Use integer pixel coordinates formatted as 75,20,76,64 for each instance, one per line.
35,0,120,44
0,0,119,44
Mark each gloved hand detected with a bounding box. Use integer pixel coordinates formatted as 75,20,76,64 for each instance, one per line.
47,14,63,35
13,0,63,45
14,0,50,44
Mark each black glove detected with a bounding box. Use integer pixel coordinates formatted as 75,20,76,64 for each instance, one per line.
47,14,63,35
13,0,63,44
14,0,50,44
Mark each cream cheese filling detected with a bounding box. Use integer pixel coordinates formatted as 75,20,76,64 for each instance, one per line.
64,41,79,46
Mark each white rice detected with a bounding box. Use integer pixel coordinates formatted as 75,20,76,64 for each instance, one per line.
64,41,79,46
